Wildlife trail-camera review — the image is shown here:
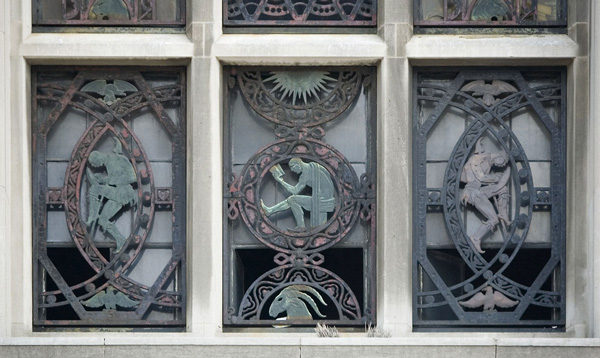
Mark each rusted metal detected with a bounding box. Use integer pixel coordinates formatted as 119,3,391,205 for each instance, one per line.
224,0,376,27
224,67,377,327
32,66,186,328
414,0,566,27
33,0,185,27
413,67,566,330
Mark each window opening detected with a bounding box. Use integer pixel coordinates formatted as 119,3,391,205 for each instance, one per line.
223,67,377,327
32,66,186,329
413,67,566,330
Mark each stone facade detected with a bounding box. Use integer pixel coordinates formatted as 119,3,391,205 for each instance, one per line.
1,0,599,355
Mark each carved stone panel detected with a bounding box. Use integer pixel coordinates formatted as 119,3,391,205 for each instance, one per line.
32,67,186,328
413,68,565,330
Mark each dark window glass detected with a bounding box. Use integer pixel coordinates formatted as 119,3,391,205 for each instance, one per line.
414,0,566,28
413,67,566,330
33,0,185,27
32,66,186,329
223,67,377,327
224,0,376,27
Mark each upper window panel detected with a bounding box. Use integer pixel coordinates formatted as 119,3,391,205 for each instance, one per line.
33,0,185,27
224,0,376,27
414,0,566,28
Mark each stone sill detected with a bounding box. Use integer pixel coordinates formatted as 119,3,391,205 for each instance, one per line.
214,34,386,65
2,336,600,346
20,34,194,62
407,34,579,65
2,337,600,358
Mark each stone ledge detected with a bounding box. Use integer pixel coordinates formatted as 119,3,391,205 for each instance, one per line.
0,337,104,345
214,34,386,65
496,337,600,346
3,336,600,346
407,34,578,65
20,34,194,61
2,337,600,358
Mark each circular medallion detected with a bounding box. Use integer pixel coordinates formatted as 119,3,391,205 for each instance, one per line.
237,138,360,254
65,117,155,284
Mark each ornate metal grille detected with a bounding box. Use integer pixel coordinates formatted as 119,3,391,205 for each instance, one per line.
414,0,566,27
224,67,376,327
413,68,566,330
32,67,186,328
224,0,376,27
33,0,185,27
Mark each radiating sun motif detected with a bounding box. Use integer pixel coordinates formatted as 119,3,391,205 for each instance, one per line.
264,71,336,105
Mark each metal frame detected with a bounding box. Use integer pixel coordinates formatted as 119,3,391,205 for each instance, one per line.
223,66,377,327
32,66,186,328
412,67,566,330
224,0,376,27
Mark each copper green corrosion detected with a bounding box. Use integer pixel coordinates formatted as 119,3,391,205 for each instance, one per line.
86,137,138,251
261,158,334,230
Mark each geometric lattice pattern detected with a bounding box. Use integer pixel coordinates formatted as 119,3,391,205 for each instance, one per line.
225,0,376,27
32,67,186,328
413,67,566,330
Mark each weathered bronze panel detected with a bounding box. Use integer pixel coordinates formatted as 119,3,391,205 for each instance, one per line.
414,0,566,28
224,0,376,27
33,0,185,27
224,67,377,327
413,67,566,330
32,67,186,328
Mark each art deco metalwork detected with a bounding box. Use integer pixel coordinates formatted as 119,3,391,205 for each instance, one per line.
261,158,335,230
460,137,511,254
224,67,376,327
33,67,186,328
459,286,518,311
414,0,566,27
33,0,185,27
413,68,565,330
224,0,376,27
86,138,139,252
269,285,327,320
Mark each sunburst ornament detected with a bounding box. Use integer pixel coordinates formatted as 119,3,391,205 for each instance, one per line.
264,71,336,105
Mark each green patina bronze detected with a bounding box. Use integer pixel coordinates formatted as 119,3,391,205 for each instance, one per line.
264,71,335,105
261,158,334,230
471,0,510,21
82,286,138,311
86,137,138,251
269,285,327,320
81,79,137,105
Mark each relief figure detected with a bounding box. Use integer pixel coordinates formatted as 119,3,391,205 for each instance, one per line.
268,285,327,320
460,137,511,253
86,137,138,251
261,158,334,230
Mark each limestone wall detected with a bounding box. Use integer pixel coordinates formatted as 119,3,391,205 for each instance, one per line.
0,0,597,354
